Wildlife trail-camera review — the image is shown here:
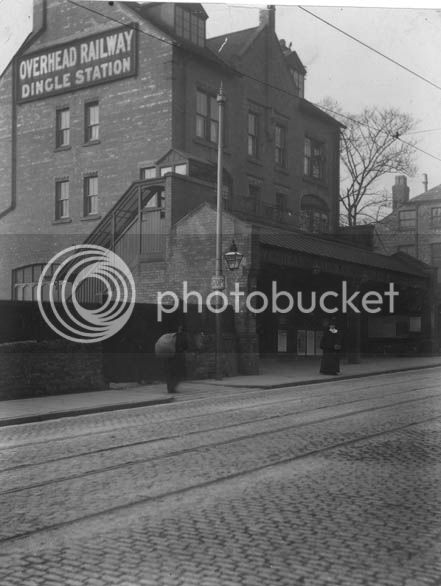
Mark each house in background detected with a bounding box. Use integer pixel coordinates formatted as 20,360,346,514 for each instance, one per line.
373,175,441,352
0,1,436,381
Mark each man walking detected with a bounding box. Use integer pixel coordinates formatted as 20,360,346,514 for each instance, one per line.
164,325,188,393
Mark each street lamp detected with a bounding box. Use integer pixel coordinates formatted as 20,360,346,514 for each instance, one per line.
224,240,243,272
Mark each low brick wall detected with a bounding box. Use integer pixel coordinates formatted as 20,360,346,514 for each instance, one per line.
0,340,106,400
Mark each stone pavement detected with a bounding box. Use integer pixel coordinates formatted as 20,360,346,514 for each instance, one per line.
1,368,441,585
1,355,440,426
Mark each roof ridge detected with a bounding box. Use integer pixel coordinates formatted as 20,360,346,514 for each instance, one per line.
207,26,259,43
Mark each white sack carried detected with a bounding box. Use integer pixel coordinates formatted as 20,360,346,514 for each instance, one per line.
155,333,177,356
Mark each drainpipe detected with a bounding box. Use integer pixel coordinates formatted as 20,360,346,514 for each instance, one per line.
0,59,18,219
0,0,47,220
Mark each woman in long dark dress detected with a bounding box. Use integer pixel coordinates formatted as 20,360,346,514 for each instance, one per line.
320,323,343,375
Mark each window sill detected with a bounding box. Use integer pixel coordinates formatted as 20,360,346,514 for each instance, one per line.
274,166,289,176
247,157,263,167
81,214,101,222
83,140,101,147
303,175,327,187
52,218,72,225
54,146,71,153
193,137,230,155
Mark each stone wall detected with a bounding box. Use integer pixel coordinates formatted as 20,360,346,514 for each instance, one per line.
0,339,106,399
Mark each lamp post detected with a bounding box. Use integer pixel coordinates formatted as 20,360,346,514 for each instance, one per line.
211,86,243,379
211,84,226,380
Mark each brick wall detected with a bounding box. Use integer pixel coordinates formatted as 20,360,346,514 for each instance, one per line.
134,203,259,375
374,201,441,268
0,339,106,399
0,0,174,298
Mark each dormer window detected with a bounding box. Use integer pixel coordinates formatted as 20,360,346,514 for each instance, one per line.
290,69,304,98
175,5,205,47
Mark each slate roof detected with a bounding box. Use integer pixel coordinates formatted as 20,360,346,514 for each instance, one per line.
207,27,261,62
259,227,429,278
124,2,236,72
408,184,441,204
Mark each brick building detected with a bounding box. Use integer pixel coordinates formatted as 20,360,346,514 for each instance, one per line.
374,176,441,350
0,1,435,379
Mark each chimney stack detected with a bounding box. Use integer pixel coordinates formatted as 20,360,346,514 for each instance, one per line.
259,5,275,31
422,173,428,192
392,175,410,211
33,0,46,35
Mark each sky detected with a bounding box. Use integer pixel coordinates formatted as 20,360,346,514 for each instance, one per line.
1,0,441,201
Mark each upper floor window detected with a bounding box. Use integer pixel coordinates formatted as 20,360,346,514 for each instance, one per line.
85,101,99,143
174,163,187,175
275,192,288,221
55,179,69,220
140,167,156,180
304,137,324,180
56,108,70,148
274,124,286,167
243,180,261,214
299,195,329,233
175,5,205,47
160,166,173,177
276,192,287,211
84,174,98,216
196,90,218,143
247,112,258,158
431,243,441,266
398,210,416,230
290,69,304,98
431,207,441,228
300,209,329,233
222,183,231,211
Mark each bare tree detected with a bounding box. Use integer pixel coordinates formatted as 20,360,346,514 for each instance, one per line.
321,100,418,226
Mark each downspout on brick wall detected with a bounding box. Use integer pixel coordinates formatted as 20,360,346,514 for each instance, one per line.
0,61,17,220
0,0,46,219
259,6,275,153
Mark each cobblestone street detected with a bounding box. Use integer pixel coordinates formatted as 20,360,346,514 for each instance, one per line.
1,368,441,585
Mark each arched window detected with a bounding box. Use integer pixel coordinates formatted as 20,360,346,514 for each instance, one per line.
300,195,329,233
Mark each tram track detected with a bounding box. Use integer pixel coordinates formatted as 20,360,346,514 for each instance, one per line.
1,410,441,547
0,380,439,475
0,369,437,451
1,389,441,496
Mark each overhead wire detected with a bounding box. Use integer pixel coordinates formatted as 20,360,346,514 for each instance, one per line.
297,6,441,93
66,0,441,163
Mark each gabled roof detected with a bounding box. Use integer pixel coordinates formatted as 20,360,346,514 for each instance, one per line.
207,27,261,63
381,183,441,220
174,200,245,230
124,2,236,73
409,184,441,204
156,148,215,167
299,99,345,129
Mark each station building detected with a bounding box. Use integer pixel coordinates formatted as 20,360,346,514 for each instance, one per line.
0,0,435,378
